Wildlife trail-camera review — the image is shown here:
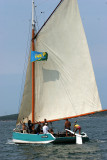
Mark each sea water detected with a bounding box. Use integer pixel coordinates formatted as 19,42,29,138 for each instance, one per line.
0,113,107,160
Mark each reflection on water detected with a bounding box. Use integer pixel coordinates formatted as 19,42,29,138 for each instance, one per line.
0,114,107,160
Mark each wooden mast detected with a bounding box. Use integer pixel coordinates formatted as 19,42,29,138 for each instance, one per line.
32,0,35,123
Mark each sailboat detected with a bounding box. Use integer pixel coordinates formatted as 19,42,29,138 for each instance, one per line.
13,0,103,144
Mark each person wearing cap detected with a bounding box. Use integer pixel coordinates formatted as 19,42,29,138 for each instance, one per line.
73,121,81,134
43,123,49,134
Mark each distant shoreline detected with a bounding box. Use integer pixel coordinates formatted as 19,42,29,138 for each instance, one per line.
0,114,18,121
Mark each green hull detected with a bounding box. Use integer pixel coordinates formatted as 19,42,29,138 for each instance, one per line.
52,136,89,144
53,136,76,144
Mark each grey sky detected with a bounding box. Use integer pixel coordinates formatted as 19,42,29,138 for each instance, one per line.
0,0,107,116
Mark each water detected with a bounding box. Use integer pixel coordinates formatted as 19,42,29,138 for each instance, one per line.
0,113,107,160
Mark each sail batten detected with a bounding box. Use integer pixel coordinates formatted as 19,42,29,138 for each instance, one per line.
17,0,102,125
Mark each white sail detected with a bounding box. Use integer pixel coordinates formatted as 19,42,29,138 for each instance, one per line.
17,50,32,124
17,0,102,124
34,0,102,122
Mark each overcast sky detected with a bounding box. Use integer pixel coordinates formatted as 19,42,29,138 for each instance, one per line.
0,0,107,116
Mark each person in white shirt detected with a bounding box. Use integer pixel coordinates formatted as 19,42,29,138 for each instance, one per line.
43,123,49,134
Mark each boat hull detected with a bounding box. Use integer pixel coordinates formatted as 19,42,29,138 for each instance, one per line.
13,132,55,144
13,132,89,144
53,136,89,144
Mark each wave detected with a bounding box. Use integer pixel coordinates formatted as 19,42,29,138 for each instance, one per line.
6,139,15,145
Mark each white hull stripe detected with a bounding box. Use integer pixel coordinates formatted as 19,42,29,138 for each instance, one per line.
13,139,54,144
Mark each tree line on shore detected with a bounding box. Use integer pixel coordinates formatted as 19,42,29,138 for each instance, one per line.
0,114,18,121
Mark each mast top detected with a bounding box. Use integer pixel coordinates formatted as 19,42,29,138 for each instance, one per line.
32,0,35,29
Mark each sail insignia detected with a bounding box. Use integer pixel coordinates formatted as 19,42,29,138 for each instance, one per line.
31,51,48,62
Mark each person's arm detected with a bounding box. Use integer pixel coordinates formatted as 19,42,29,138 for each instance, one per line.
47,126,49,132
73,125,75,132
70,122,71,129
20,121,22,124
25,124,28,130
34,120,38,124
64,122,66,129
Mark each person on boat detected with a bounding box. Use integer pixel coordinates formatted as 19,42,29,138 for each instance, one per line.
43,123,49,134
43,118,48,126
73,121,81,135
35,121,42,134
65,119,71,136
20,121,27,133
22,122,27,133
49,128,54,134
28,120,34,133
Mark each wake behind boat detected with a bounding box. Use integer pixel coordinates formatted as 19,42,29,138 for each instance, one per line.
13,0,103,144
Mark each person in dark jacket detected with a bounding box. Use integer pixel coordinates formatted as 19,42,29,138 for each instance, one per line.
36,121,42,134
28,120,34,133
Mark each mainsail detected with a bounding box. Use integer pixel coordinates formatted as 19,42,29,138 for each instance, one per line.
17,0,102,124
